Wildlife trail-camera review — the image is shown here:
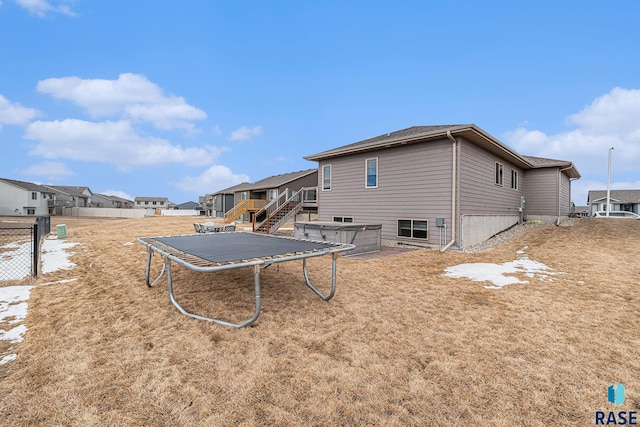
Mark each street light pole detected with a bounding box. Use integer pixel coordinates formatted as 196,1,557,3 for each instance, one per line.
606,147,614,217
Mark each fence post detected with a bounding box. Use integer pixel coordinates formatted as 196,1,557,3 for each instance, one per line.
32,223,39,278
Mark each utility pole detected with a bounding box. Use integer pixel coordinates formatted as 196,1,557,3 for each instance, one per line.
606,147,614,217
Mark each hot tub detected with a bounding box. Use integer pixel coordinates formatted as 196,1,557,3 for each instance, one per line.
294,222,382,256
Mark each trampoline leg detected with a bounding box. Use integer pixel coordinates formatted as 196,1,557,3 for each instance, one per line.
145,249,166,288
302,253,337,301
166,261,262,328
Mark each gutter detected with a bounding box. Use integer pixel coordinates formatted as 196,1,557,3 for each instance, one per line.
556,165,573,225
442,131,457,251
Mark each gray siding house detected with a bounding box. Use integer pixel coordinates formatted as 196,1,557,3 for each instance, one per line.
587,189,640,215
304,124,580,249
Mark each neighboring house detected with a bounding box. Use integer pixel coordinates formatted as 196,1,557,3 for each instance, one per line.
0,178,56,216
176,201,202,210
204,182,249,217
587,189,640,215
572,205,590,217
46,186,93,214
229,169,318,222
92,193,134,209
304,124,580,249
134,197,169,209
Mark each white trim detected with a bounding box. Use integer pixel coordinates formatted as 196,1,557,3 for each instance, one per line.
495,162,504,186
396,218,428,240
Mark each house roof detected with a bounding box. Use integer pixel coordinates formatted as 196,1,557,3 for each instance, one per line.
209,182,251,196
0,178,55,194
47,185,92,198
304,124,581,179
94,193,133,203
587,189,640,204
223,169,318,193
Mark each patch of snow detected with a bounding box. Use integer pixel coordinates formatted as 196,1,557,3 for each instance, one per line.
40,278,78,286
123,242,134,246
443,248,563,289
0,240,32,280
0,324,28,343
41,237,78,274
0,354,17,365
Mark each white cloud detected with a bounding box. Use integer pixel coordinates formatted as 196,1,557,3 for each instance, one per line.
36,73,206,130
230,125,262,141
174,165,250,195
24,119,223,170
503,87,640,204
0,94,40,128
15,0,76,17
101,190,134,201
21,161,74,181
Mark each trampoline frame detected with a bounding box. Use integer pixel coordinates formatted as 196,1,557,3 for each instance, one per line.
138,232,355,328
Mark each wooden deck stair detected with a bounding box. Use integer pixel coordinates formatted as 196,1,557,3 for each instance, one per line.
252,187,316,234
224,199,267,223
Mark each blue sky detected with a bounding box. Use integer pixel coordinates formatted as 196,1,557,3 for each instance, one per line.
1,1,639,205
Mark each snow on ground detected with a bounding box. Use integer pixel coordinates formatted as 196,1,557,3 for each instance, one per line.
1,236,78,365
0,240,33,280
443,247,565,289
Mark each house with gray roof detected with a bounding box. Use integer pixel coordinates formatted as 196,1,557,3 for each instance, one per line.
134,196,169,210
587,189,640,215
204,169,318,220
92,193,134,209
304,124,580,249
45,185,93,214
0,178,56,216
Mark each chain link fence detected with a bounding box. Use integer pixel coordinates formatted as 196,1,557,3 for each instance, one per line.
0,216,50,281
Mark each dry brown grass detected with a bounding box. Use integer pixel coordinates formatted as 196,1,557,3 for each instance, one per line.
0,216,638,426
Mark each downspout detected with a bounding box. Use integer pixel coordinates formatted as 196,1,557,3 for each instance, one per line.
441,131,457,251
556,166,572,225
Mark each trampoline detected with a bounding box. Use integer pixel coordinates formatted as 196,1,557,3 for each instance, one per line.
138,232,355,328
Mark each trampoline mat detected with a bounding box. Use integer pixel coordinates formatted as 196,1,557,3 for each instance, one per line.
156,233,335,264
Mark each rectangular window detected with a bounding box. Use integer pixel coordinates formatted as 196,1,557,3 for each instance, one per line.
241,191,248,200
511,170,518,190
26,208,35,215
495,162,504,186
31,192,38,200
365,158,378,188
268,189,278,200
397,219,428,239
333,216,354,223
322,165,331,191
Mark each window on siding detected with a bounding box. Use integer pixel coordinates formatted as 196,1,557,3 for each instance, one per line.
268,189,278,200
322,165,331,191
241,191,248,200
495,162,504,186
397,219,428,239
333,216,354,223
511,170,518,190
365,158,378,188
26,208,35,215
31,192,38,200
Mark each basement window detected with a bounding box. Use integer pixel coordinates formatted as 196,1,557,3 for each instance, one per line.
333,216,354,223
397,219,428,239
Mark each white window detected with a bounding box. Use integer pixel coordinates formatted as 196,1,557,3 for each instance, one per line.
511,170,518,190
397,219,428,239
268,189,278,200
495,162,504,186
333,216,354,223
365,158,378,188
241,191,248,200
322,165,331,191
31,192,38,200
